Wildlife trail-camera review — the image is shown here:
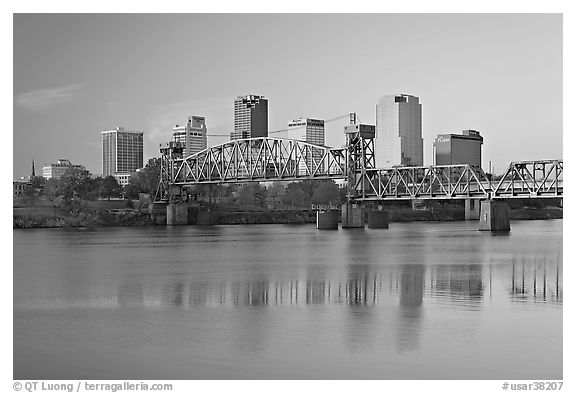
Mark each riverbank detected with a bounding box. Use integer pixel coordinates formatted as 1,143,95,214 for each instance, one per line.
13,205,563,228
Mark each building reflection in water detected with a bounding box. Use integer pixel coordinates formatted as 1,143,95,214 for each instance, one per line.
117,260,563,308
161,279,185,306
510,258,562,302
396,264,425,353
430,264,483,305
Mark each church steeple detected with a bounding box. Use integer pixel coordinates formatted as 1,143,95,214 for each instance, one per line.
32,159,35,178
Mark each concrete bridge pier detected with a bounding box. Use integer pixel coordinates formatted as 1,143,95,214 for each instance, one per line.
341,203,364,228
148,202,167,225
367,206,389,229
166,203,189,225
479,200,510,232
465,198,481,220
316,210,339,230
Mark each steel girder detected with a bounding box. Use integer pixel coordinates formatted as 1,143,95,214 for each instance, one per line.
170,137,347,185
350,164,493,201
492,160,563,198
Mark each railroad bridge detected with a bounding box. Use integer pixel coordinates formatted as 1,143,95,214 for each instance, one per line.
153,122,562,231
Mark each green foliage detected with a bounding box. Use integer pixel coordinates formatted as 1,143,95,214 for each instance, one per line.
311,181,341,205
237,183,267,207
100,176,123,199
281,183,308,207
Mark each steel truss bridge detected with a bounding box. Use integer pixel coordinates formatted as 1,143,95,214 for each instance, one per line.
155,133,563,202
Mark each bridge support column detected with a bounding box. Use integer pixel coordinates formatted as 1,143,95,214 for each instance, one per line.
166,203,188,226
465,198,481,220
479,200,510,232
367,208,389,229
316,210,339,230
341,203,364,228
148,202,167,225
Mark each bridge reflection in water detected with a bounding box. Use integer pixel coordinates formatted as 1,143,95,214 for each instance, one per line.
118,261,562,309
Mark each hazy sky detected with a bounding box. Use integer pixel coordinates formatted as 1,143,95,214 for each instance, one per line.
13,13,562,178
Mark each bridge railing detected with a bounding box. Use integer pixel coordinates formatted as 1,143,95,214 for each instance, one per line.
171,137,348,184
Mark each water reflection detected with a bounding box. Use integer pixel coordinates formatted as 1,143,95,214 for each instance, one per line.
117,261,561,309
431,265,483,305
510,259,562,302
396,265,425,352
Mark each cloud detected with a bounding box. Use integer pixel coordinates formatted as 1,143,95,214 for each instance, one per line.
16,83,87,111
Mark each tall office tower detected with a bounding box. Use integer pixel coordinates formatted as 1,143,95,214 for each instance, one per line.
288,117,326,174
433,130,484,167
101,127,144,177
375,94,423,167
231,95,268,140
287,117,325,145
173,116,208,157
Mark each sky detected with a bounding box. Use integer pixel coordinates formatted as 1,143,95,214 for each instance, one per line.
12,13,563,178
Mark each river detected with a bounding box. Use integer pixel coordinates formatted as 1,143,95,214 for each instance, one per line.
13,220,562,380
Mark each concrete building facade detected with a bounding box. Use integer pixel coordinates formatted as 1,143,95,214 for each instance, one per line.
42,159,86,179
173,116,208,157
375,94,423,168
288,117,326,174
287,117,325,145
101,127,144,178
231,95,268,140
433,130,484,168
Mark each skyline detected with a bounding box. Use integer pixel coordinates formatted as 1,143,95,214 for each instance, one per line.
13,13,562,179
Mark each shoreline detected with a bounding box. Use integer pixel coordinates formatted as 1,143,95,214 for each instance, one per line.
13,206,563,229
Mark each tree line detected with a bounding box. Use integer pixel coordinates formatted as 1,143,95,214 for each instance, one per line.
20,157,347,209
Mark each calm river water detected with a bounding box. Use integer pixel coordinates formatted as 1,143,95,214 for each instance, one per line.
13,220,562,380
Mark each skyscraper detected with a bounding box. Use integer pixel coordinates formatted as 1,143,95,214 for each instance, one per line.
173,116,207,157
101,127,144,178
231,95,268,140
375,94,423,167
287,117,325,145
288,117,325,174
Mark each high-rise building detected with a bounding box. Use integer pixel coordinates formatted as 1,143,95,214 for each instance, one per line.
173,116,207,157
375,94,423,167
42,159,86,180
287,117,325,145
231,95,268,140
433,130,484,168
288,117,326,174
101,127,144,179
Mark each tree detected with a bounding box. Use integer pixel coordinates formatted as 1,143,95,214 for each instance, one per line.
138,158,162,195
266,182,285,207
282,182,308,207
237,183,267,207
100,176,123,199
311,180,341,206
59,168,93,199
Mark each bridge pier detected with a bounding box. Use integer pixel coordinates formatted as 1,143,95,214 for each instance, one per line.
367,208,389,229
341,203,364,228
166,203,189,226
148,202,167,225
316,210,339,230
479,200,510,232
465,198,481,220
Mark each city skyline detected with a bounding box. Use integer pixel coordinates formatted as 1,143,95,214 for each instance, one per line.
13,14,562,178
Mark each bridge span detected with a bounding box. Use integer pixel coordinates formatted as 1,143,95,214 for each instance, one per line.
153,126,562,231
